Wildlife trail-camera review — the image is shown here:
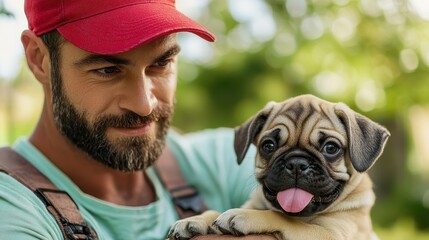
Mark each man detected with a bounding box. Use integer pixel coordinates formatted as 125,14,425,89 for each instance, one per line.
0,0,270,239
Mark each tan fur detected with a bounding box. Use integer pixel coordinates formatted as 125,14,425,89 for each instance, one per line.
168,95,389,240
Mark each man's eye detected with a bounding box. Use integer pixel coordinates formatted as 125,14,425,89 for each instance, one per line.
152,59,172,68
95,66,120,75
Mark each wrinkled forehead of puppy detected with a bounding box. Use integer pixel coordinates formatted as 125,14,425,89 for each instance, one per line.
261,94,346,147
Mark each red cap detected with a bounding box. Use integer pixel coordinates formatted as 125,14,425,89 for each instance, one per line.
24,0,216,54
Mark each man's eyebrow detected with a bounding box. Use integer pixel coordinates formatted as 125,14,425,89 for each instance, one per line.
74,55,131,67
155,45,181,62
73,45,181,67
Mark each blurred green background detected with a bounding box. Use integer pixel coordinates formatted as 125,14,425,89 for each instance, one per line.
1,0,429,239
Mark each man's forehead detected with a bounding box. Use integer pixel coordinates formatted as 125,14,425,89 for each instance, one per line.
151,34,178,47
61,34,179,61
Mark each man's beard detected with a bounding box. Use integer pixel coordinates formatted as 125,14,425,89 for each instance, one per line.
51,72,173,171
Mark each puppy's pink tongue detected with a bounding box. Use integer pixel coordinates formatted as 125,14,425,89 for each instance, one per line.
277,188,314,213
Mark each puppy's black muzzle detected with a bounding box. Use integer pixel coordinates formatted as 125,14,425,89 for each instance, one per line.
261,150,345,216
264,151,317,192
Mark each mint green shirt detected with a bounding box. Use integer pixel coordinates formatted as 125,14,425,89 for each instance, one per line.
0,128,256,240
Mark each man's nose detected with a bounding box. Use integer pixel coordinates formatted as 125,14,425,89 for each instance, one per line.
119,74,158,116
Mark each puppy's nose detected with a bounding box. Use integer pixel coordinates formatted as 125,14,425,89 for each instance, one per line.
285,157,310,175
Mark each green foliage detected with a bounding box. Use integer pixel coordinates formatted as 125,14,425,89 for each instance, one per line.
0,0,13,17
173,0,429,132
375,219,429,240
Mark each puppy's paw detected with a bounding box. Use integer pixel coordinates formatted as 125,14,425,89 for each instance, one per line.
211,208,252,236
167,218,211,240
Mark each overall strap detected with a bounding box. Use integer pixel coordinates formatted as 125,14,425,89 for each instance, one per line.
155,147,208,219
0,147,98,240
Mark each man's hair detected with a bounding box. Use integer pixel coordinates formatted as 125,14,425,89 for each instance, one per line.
39,30,64,63
39,30,65,93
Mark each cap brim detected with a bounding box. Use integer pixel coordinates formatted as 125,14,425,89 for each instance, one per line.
57,3,215,54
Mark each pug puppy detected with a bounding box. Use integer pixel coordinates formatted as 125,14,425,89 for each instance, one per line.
168,94,390,240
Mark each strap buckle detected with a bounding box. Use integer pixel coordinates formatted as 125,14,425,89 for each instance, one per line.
170,185,206,214
35,188,94,240
60,218,94,240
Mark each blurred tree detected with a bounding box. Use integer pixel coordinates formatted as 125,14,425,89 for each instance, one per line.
0,0,13,17
175,0,429,131
0,0,14,144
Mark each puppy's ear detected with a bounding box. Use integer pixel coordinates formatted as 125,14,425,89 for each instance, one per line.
234,102,276,165
335,103,390,172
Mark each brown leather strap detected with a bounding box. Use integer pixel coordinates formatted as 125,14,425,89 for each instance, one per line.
0,147,98,240
155,147,208,219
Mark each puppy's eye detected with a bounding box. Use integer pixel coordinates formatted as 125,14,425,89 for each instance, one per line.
322,142,341,158
260,139,277,154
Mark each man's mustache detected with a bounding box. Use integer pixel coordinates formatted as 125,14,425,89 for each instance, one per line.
93,105,172,130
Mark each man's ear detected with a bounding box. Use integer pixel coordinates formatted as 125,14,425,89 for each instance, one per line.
335,103,390,172
21,30,51,84
234,102,276,165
